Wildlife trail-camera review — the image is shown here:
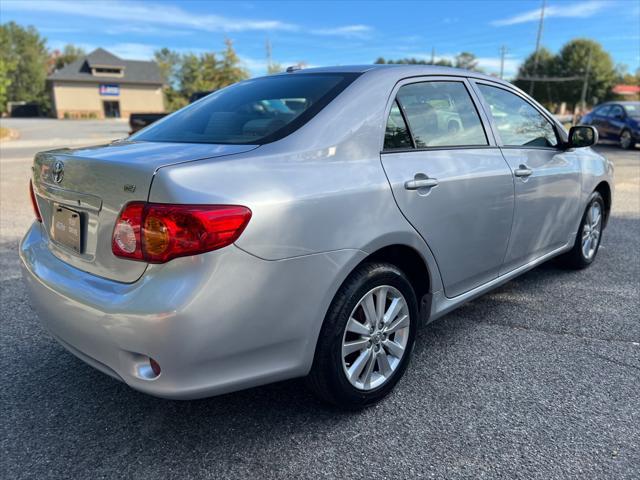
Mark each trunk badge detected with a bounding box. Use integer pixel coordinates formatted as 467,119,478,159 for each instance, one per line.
52,161,64,184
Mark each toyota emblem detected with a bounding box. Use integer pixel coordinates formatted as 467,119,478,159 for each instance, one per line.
52,161,64,184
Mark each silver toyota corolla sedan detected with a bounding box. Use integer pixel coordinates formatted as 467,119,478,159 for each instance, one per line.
21,65,613,408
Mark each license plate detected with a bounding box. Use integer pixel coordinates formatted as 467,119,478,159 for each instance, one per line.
52,205,82,253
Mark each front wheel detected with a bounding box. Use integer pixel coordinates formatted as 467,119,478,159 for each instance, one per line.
307,262,418,409
557,192,605,269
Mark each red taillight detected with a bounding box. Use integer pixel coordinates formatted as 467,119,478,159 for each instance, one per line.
112,202,252,263
29,180,42,222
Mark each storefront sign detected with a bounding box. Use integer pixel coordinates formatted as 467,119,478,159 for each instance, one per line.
99,84,120,96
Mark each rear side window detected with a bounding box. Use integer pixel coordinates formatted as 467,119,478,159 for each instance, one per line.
595,105,611,117
477,84,558,148
394,81,487,148
132,73,359,145
384,101,413,149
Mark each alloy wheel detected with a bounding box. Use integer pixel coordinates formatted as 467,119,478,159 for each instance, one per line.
581,201,602,260
341,285,410,391
620,131,632,149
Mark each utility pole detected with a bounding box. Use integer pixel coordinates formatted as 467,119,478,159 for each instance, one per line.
529,0,546,95
431,46,435,64
580,47,593,113
499,45,508,79
265,38,273,74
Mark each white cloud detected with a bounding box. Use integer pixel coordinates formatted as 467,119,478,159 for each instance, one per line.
491,0,609,26
108,43,158,60
311,25,373,38
3,0,372,37
476,56,520,76
3,0,299,32
104,25,194,37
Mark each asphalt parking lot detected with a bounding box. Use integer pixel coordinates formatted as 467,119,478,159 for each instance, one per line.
1,120,639,479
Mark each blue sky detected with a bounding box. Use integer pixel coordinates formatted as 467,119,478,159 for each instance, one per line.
2,0,639,78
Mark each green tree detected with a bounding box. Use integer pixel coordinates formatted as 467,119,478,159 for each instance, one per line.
154,47,181,88
374,57,453,66
177,40,248,100
0,57,14,113
155,48,187,111
454,52,481,72
51,44,85,71
267,62,283,74
513,47,557,103
0,22,49,112
557,39,616,106
217,38,248,87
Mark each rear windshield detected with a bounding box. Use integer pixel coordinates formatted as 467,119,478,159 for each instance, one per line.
131,73,360,145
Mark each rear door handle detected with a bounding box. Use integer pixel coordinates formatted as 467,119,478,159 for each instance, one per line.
514,165,533,178
404,177,439,190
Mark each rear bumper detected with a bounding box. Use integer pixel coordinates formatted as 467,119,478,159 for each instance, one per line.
20,222,364,399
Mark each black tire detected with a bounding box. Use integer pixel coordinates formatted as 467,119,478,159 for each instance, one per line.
557,192,605,269
619,129,634,150
306,262,418,409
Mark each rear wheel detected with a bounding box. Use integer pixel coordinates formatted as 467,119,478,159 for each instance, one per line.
557,192,605,269
620,129,634,150
307,262,418,409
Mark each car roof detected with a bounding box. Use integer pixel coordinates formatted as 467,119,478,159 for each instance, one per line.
286,64,515,88
598,101,640,106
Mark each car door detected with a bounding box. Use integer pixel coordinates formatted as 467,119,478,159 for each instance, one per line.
605,105,626,139
472,81,582,274
590,105,612,139
380,78,514,298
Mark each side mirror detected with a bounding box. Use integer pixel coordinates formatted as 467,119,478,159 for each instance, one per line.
568,125,598,148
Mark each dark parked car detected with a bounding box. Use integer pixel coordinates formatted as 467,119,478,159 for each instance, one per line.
581,101,640,149
129,113,167,134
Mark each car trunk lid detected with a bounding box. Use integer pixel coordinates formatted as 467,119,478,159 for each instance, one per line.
32,140,258,283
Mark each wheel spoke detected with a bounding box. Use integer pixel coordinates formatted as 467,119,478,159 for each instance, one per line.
385,314,409,334
362,293,377,327
383,339,405,358
342,338,370,356
375,287,387,323
362,350,377,388
346,317,370,336
376,350,392,376
383,297,403,326
348,348,371,381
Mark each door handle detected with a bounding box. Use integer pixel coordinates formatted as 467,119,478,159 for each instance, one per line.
514,165,533,178
404,177,439,190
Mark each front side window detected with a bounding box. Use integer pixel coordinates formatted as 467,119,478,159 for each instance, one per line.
477,84,558,148
384,101,413,149
394,81,487,148
132,73,359,145
608,105,624,118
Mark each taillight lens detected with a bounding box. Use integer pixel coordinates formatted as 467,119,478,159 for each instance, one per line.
29,180,42,222
112,202,252,263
